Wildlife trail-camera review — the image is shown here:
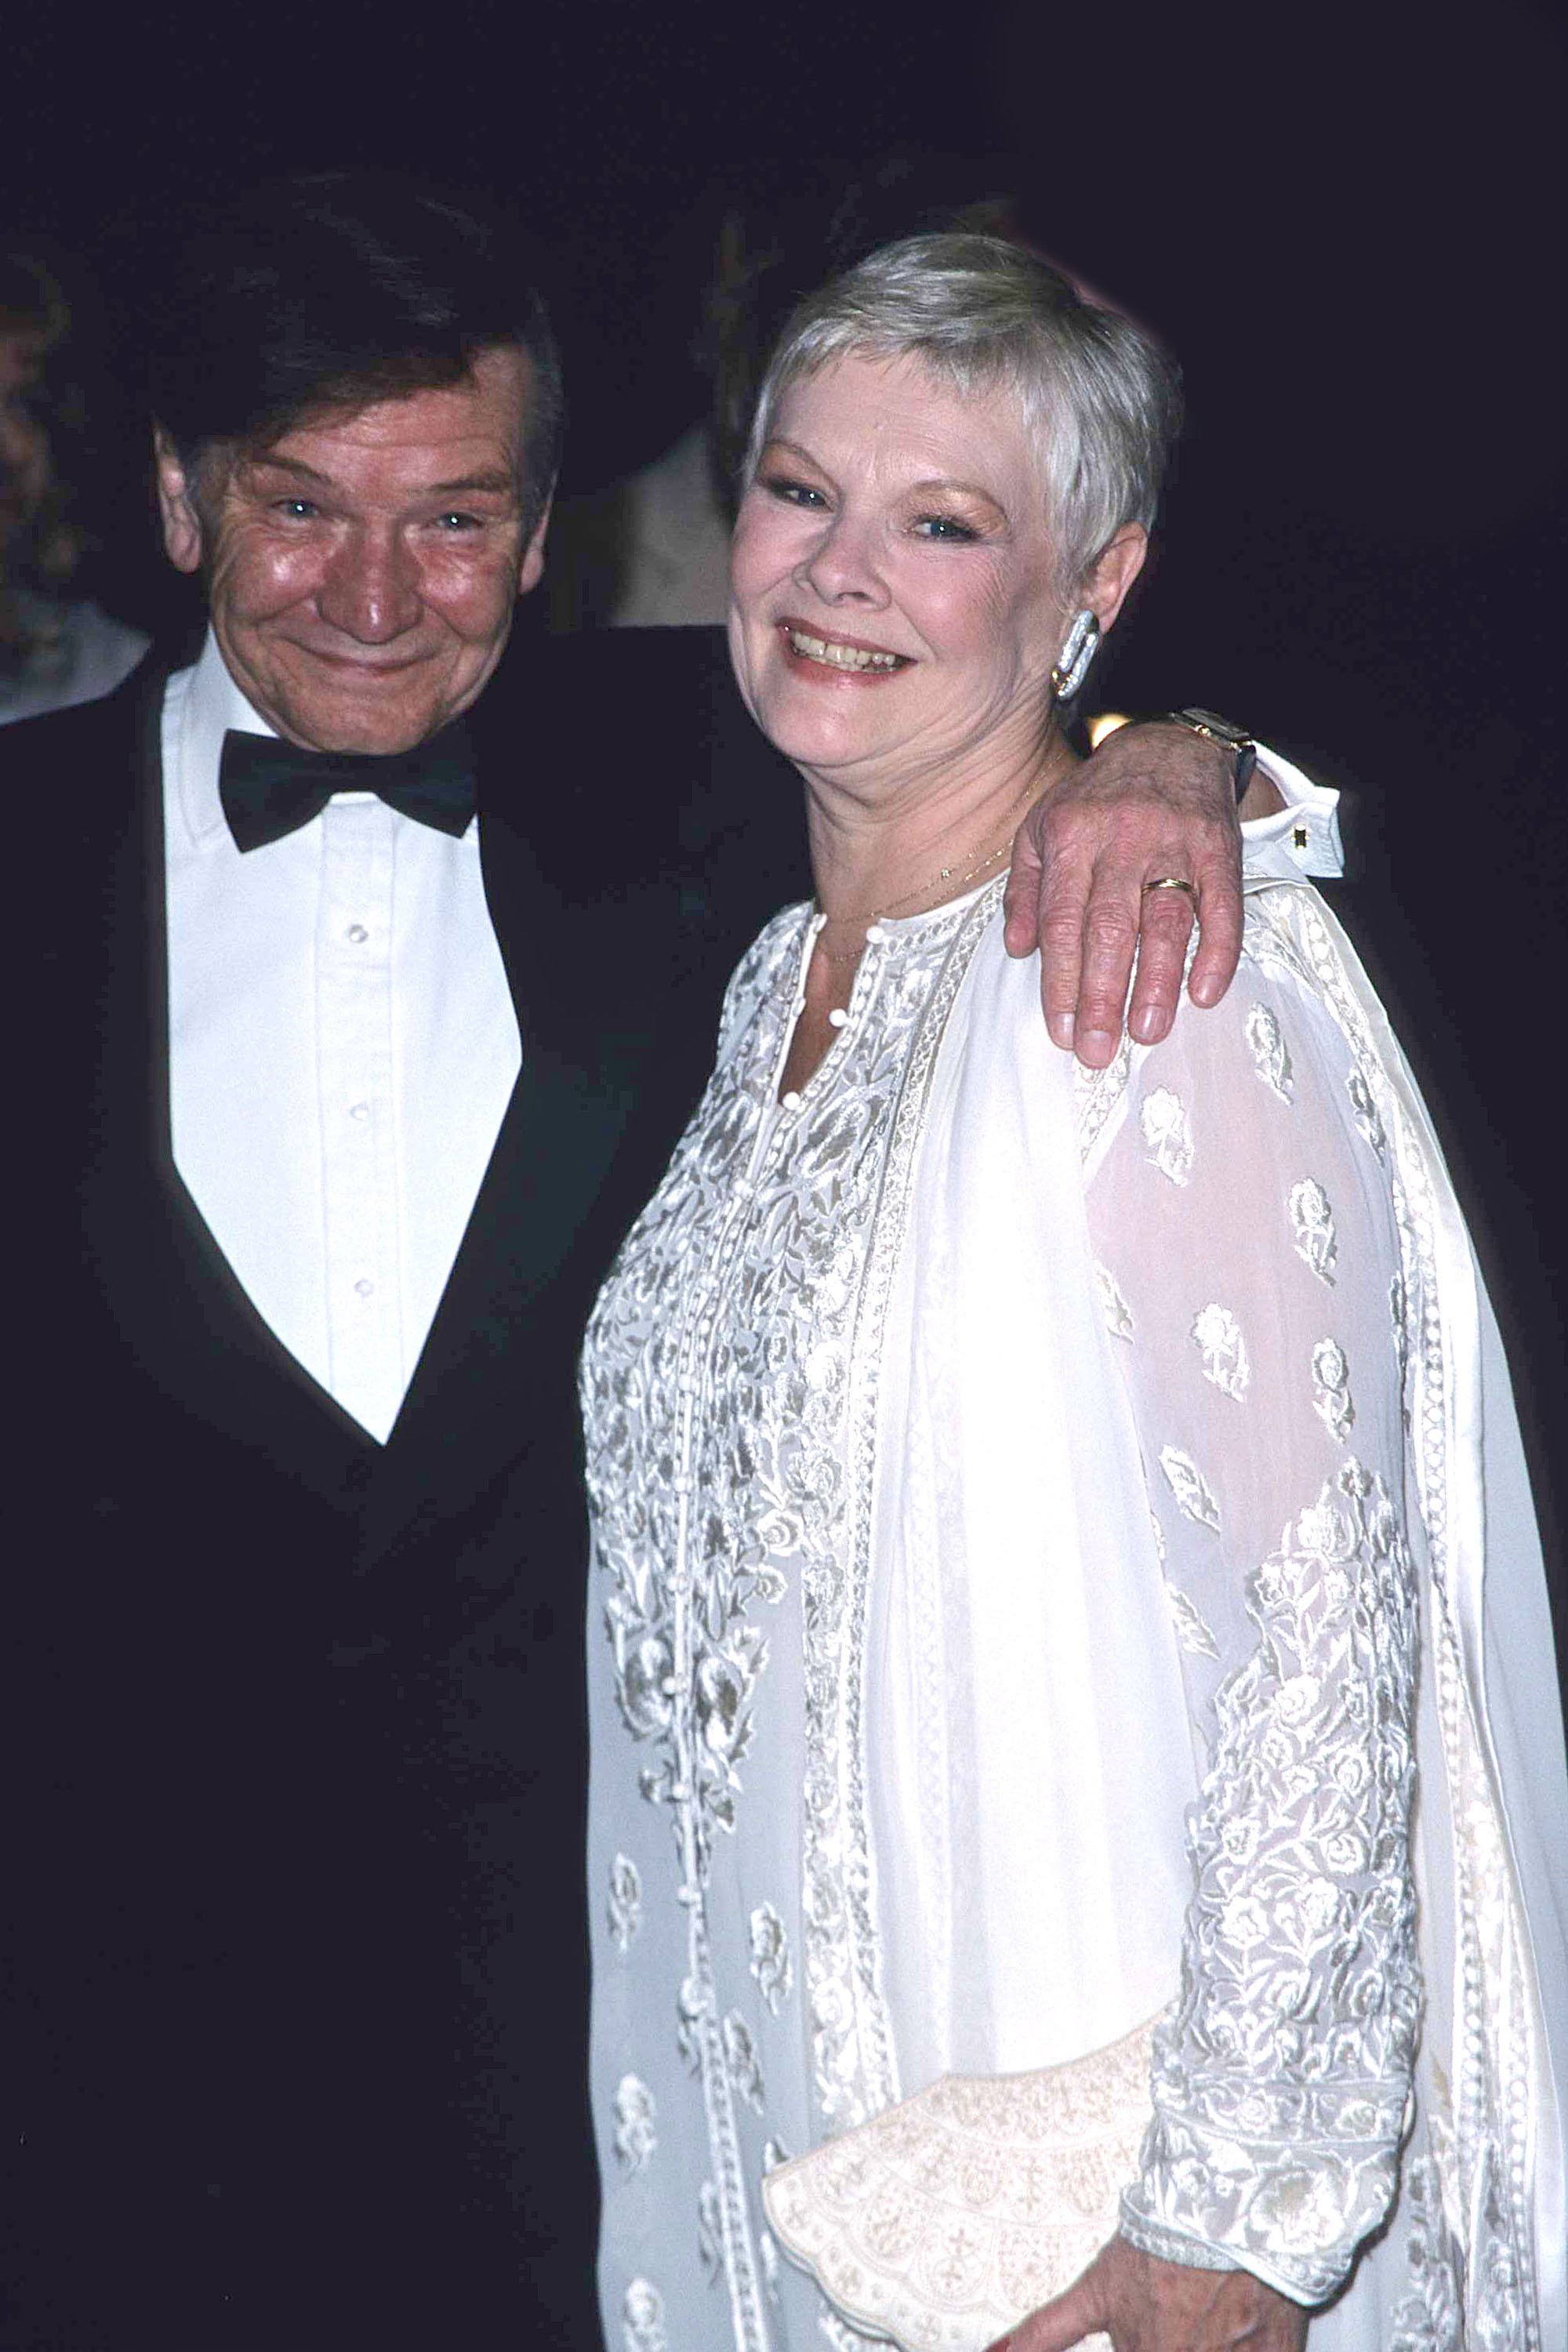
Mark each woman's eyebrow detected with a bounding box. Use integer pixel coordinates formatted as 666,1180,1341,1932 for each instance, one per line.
906,476,1011,521
907,475,1003,500
758,435,829,472
761,440,1007,517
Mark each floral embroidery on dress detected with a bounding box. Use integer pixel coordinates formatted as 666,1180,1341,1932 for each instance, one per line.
1312,1339,1355,1442
1123,1458,1421,2303
1346,1067,1388,1160
622,2278,670,2352
609,1853,643,1955
1141,1087,1195,1185
1288,1178,1338,1284
1165,1581,1221,1661
1095,1260,1135,1341
749,1904,793,2014
1388,2154,1464,2350
1244,1004,1294,1102
1389,1272,1410,1388
1159,1445,1221,1533
1191,1303,1250,1400
723,2013,766,2113
614,2076,659,2174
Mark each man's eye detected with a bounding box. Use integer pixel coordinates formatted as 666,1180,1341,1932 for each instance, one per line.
435,511,482,532
912,514,978,543
275,498,319,521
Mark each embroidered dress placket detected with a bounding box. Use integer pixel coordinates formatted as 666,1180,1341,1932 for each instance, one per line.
615,909,905,2351
586,895,1002,2350
659,952,800,2352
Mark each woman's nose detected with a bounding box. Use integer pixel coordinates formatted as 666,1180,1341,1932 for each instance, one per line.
317,528,423,643
797,511,887,607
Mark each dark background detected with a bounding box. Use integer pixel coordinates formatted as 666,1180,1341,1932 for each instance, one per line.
8,0,1566,1658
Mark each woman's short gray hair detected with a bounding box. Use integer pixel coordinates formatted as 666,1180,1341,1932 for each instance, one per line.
744,232,1182,593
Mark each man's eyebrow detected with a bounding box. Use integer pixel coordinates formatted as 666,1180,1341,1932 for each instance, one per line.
423,470,521,498
245,453,519,498
245,452,334,484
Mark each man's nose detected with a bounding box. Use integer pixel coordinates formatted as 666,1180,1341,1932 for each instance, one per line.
317,528,423,643
797,510,888,608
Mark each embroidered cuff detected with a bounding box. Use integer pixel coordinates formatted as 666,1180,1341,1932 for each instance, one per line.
1117,2205,1238,2274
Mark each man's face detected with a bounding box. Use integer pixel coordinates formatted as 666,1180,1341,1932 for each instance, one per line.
156,347,548,753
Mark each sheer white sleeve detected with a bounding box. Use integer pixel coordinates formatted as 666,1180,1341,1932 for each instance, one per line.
1083,902,1421,2306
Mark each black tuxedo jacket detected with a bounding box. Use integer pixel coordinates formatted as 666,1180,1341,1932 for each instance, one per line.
0,626,809,2350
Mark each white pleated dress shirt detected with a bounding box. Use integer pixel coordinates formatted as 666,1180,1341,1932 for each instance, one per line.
164,630,522,1443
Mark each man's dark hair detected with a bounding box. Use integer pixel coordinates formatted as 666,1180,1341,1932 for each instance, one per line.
145,172,564,534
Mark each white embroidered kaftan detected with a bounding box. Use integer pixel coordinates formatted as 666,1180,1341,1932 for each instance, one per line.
583,831,1568,2352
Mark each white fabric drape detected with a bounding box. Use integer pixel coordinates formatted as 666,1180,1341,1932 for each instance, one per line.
867,937,1196,2089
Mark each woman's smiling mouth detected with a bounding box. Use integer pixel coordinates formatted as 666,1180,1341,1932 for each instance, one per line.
779,621,910,675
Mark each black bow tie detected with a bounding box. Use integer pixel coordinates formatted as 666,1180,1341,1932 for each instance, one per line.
219,724,477,853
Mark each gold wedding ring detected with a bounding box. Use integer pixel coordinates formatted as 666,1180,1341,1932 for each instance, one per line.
1142,876,1199,899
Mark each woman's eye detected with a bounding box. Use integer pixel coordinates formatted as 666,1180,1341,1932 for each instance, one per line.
761,475,829,510
912,514,978,543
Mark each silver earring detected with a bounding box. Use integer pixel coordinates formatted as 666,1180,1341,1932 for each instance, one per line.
1050,609,1100,702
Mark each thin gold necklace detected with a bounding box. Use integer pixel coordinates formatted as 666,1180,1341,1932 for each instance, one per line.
816,777,1043,952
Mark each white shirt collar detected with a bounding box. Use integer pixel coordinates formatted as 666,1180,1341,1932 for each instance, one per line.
166,626,278,853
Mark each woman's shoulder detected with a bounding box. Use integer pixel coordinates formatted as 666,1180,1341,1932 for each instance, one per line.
1122,881,1391,1149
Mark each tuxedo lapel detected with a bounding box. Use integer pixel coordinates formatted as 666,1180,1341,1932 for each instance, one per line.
358,776,669,1566
74,664,378,1501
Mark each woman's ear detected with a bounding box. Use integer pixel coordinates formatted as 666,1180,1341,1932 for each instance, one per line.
1083,523,1149,636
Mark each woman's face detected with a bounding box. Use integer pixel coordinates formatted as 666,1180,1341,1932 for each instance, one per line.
728,350,1079,802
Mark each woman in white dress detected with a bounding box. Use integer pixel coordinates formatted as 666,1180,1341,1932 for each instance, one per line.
580,234,1568,2352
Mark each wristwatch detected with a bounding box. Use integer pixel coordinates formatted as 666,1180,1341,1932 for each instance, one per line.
1160,708,1258,804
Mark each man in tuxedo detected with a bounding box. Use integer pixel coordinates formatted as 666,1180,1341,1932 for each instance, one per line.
0,174,1279,2349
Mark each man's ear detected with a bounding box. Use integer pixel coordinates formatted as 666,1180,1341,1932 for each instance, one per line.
1083,523,1149,637
153,427,205,575
517,488,554,599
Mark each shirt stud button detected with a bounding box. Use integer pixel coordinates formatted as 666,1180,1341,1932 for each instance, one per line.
354,1277,374,1298
347,923,368,944
349,1102,369,1122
